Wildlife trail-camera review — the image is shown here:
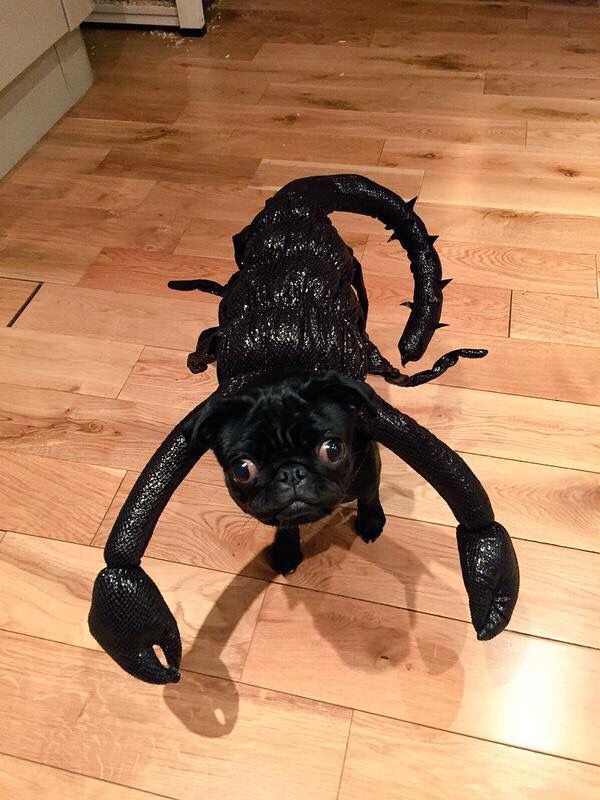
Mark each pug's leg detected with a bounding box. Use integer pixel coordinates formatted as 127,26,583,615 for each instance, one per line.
264,526,303,575
354,443,386,543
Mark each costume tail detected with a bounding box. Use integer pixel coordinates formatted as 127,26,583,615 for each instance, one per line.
270,174,449,366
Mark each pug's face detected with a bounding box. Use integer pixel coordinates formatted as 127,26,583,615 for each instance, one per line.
198,373,373,527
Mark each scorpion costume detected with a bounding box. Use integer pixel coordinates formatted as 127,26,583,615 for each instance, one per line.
89,175,520,684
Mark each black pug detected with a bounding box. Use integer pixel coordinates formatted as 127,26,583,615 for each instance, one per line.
89,174,520,684
201,371,385,576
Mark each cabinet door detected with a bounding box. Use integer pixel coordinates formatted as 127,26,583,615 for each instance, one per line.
61,0,93,30
0,0,69,91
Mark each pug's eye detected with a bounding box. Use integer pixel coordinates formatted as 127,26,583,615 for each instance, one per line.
231,458,258,484
318,438,345,464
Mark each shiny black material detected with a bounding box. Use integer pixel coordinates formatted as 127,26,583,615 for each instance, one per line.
89,174,519,683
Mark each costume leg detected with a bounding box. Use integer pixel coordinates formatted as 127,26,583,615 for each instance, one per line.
366,337,488,387
187,325,219,374
89,396,216,683
371,392,519,640
264,527,303,575
351,256,369,332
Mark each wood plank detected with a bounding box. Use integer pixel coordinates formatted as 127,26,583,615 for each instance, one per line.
242,583,600,763
69,81,189,125
91,475,600,649
370,323,600,405
511,291,600,347
95,147,259,185
134,181,267,223
6,206,188,252
79,248,236,297
249,158,424,195
486,72,600,102
178,101,525,149
0,173,155,214
339,711,600,800
0,753,170,800
0,384,182,472
0,204,25,237
0,327,142,397
409,203,600,254
371,11,570,35
221,128,385,166
0,237,101,285
368,33,600,76
364,276,510,337
379,446,600,554
363,235,598,297
14,284,216,351
165,55,519,98
380,139,600,183
72,70,270,116
373,378,599,472
0,532,264,680
255,39,558,77
13,142,111,177
202,9,373,46
0,630,351,800
48,115,230,148
418,170,600,217
0,278,38,326
119,347,218,407
260,79,600,124
0,452,123,544
527,122,600,158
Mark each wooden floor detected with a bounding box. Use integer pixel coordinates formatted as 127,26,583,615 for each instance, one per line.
1,0,600,797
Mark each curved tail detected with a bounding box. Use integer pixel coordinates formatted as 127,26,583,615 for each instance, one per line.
271,174,449,365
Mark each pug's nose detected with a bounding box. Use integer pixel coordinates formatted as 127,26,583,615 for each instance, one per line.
276,464,307,487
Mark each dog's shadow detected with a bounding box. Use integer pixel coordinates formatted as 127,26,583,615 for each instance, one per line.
164,506,466,738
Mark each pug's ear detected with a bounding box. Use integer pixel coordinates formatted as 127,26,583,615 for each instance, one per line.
300,371,376,416
182,393,254,449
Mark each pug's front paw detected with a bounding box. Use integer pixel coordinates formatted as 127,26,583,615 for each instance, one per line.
355,499,386,543
263,542,304,575
263,527,303,575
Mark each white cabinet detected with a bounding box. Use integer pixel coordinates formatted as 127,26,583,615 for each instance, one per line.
62,0,94,29
0,2,94,177
0,1,93,92
0,0,69,90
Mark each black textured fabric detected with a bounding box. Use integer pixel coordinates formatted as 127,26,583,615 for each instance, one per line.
457,523,520,640
89,567,182,683
172,174,486,388
89,174,519,683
